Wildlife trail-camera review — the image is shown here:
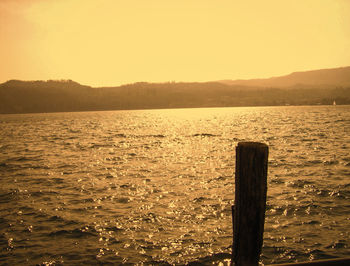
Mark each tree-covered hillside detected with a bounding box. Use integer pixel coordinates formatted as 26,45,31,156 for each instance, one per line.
1,79,349,114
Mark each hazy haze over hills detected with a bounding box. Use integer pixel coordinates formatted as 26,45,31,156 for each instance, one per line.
1,66,350,114
218,66,350,88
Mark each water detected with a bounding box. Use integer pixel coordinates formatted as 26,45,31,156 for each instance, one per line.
0,106,349,265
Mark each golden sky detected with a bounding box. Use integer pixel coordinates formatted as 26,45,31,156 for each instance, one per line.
1,0,350,87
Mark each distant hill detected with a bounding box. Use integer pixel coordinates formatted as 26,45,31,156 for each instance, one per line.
1,67,350,114
218,66,350,88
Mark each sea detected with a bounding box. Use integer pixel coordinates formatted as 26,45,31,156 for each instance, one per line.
0,106,349,265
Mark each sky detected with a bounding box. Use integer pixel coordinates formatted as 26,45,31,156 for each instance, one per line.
1,0,350,87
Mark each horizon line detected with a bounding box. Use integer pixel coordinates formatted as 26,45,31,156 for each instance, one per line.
1,65,349,88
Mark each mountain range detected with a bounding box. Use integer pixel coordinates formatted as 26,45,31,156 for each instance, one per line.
1,66,350,114
217,66,350,88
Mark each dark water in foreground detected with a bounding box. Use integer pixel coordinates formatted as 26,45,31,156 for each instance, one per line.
0,106,349,265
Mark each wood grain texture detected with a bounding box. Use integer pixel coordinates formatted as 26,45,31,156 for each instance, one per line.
233,142,268,266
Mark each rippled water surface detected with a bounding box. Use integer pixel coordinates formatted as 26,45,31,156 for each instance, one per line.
0,106,349,265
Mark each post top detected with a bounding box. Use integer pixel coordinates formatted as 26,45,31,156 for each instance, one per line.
237,142,268,148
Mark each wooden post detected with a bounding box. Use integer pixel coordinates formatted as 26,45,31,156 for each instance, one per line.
232,142,268,266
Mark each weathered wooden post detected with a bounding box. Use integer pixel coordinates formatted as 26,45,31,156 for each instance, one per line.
232,142,268,266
